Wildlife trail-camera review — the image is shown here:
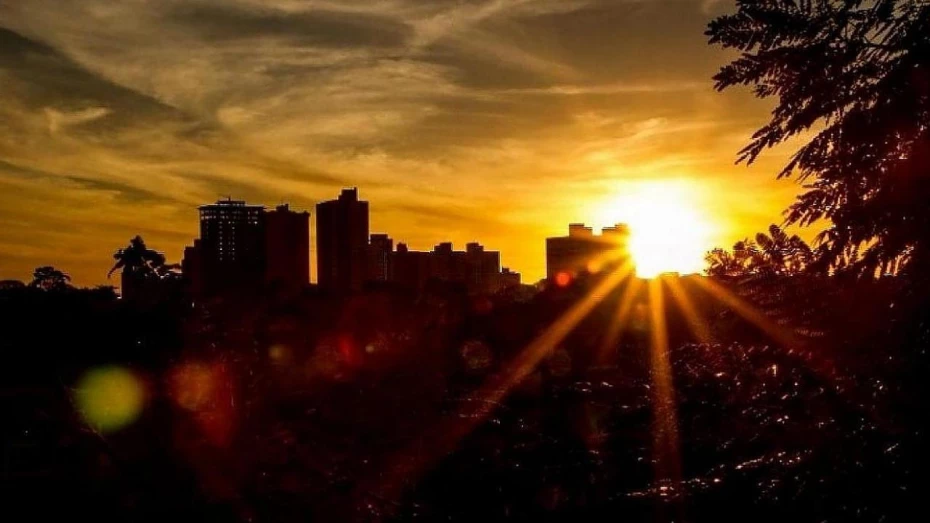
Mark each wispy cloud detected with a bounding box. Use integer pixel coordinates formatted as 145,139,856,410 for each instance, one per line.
500,80,706,96
0,0,793,284
44,106,111,133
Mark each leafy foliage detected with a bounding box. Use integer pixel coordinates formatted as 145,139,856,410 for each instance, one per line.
705,224,812,277
29,266,72,291
708,0,930,277
108,235,169,279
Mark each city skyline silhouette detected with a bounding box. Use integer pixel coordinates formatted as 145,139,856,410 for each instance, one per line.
173,188,652,298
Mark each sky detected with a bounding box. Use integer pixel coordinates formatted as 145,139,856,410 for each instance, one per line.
0,0,810,286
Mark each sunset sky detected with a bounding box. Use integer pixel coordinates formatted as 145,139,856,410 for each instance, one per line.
0,0,810,285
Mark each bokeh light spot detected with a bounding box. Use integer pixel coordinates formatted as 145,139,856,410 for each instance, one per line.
169,362,217,411
74,366,145,433
268,344,292,365
555,271,572,288
338,335,360,366
168,361,236,447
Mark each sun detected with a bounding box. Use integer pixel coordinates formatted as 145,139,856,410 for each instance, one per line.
594,180,715,278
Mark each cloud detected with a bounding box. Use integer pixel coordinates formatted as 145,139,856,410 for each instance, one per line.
500,80,705,96
165,2,412,48
701,0,728,15
44,106,111,133
0,0,799,284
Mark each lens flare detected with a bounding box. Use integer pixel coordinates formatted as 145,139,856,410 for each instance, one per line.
268,344,292,365
169,361,237,447
647,278,681,484
367,261,635,501
169,362,218,412
74,366,145,433
594,180,716,278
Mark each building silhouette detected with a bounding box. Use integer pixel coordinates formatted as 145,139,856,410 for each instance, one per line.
546,223,630,281
500,267,521,289
265,204,310,291
600,223,631,240
316,188,369,291
180,190,519,295
392,242,430,290
182,241,206,296
367,233,394,283
186,199,265,295
367,240,514,294
183,199,310,296
461,242,504,293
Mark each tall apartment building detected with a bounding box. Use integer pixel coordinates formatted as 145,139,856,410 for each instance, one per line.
192,199,265,294
366,233,394,283
316,188,369,291
308,188,519,294
183,199,310,296
265,204,310,290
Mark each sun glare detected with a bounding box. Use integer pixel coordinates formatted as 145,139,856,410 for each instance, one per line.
595,181,715,278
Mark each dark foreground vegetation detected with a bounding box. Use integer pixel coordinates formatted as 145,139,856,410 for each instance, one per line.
1,267,927,522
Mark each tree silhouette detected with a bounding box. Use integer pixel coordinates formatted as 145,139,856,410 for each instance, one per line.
0,280,26,290
705,248,744,277
109,236,174,300
753,224,813,276
705,225,811,277
108,236,166,279
154,263,183,280
30,266,72,291
732,239,759,271
708,0,930,277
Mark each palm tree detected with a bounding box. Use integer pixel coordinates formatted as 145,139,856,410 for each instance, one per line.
109,236,166,299
108,236,165,278
154,262,183,281
30,266,72,291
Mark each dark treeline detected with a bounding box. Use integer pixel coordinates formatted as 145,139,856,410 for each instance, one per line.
2,247,927,521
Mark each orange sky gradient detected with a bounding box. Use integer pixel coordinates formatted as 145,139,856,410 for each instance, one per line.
0,0,814,286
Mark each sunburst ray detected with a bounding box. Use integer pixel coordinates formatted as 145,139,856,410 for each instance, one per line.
647,278,682,485
664,276,712,343
368,260,635,501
